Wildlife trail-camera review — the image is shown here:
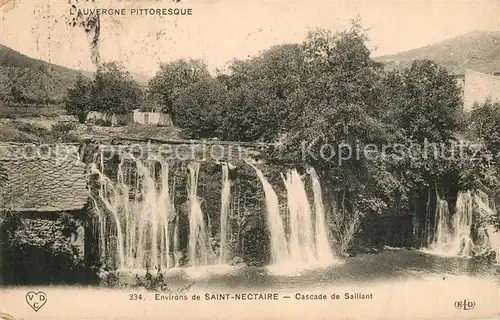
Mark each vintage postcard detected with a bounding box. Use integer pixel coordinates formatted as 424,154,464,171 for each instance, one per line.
0,0,499,319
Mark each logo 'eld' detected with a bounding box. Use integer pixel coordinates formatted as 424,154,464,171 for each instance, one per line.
26,291,47,312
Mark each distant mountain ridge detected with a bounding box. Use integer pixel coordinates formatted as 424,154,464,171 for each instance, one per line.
375,30,500,74
0,44,150,105
0,44,91,104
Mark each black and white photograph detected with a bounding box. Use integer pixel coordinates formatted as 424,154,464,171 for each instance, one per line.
0,0,499,318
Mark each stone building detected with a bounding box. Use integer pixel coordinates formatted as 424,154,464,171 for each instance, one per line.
132,109,173,126
463,69,500,111
0,144,90,263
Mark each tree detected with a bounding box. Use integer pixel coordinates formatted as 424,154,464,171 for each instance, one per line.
468,99,500,155
217,44,305,141
175,77,226,139
91,62,142,115
465,100,500,219
63,73,92,123
385,60,464,143
10,85,25,103
149,59,211,123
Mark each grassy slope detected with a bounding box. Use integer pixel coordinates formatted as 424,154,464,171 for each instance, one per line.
0,44,92,103
0,44,150,104
375,30,500,74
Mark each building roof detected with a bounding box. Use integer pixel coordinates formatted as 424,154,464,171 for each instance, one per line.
0,144,89,212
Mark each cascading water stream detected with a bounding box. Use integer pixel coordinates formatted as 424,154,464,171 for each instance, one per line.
248,162,335,268
187,162,213,267
473,191,500,265
90,162,126,268
248,163,290,265
452,192,474,257
219,163,232,264
91,154,176,270
428,191,474,257
309,168,336,264
282,170,316,264
427,190,500,264
430,197,452,251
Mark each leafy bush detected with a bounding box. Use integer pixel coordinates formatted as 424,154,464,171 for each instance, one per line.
93,119,112,127
0,212,90,285
134,267,195,292
50,122,80,142
100,270,121,287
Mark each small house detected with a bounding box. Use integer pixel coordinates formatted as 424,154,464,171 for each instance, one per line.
133,109,173,126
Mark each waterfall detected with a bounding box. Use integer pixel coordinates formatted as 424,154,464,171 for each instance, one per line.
474,191,500,265
173,215,180,267
427,190,500,263
452,192,474,257
90,151,338,270
309,168,336,264
250,164,290,265
90,155,175,270
87,166,107,263
249,163,335,268
428,191,474,257
90,162,126,268
187,162,213,267
219,163,232,264
283,170,317,264
431,197,452,250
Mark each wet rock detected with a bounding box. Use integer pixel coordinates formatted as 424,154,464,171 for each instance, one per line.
473,248,497,264
229,256,247,267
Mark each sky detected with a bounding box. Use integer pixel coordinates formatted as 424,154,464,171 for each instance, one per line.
0,0,498,77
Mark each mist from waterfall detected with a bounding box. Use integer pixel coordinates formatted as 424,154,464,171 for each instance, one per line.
250,165,336,269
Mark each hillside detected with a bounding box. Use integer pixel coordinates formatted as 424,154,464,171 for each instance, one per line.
0,44,92,104
0,44,150,105
375,30,500,74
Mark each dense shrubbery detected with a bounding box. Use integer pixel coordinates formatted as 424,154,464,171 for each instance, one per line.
133,267,195,292
0,212,95,285
50,122,80,142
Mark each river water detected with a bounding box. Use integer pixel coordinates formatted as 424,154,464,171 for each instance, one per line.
116,249,500,290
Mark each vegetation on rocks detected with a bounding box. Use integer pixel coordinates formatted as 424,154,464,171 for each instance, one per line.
0,212,93,285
